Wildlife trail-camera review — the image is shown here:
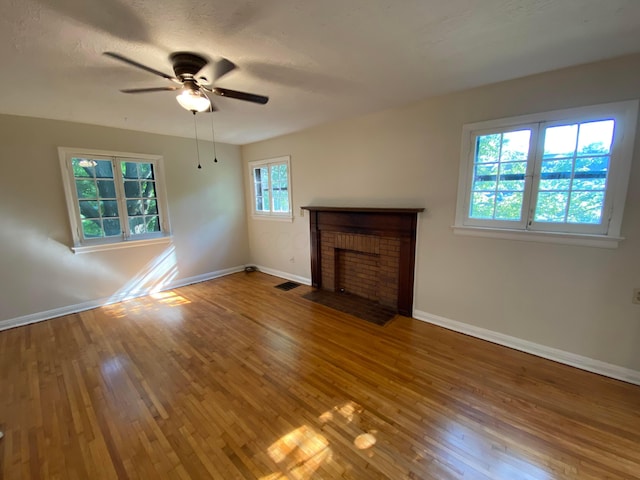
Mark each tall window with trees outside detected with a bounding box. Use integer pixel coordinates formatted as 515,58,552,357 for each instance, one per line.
250,156,292,219
59,148,171,252
455,101,637,246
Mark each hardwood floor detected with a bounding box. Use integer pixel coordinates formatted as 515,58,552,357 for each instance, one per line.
1,272,639,479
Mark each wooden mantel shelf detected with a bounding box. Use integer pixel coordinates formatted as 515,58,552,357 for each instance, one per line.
301,206,425,214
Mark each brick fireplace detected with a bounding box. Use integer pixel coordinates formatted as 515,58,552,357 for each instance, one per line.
302,207,423,316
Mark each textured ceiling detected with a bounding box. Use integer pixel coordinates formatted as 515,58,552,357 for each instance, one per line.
1,0,639,144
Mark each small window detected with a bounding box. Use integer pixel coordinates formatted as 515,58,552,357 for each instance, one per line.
59,148,171,253
454,101,638,247
249,156,292,220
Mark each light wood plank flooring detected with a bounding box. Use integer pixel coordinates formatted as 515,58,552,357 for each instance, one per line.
1,272,639,479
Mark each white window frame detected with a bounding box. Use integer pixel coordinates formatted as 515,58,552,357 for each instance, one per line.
454,101,638,248
59,147,172,254
249,155,293,221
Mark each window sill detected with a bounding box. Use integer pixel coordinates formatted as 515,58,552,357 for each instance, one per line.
452,226,623,249
251,214,294,222
71,234,172,254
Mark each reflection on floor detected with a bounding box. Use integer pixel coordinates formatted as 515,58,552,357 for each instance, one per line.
302,289,396,326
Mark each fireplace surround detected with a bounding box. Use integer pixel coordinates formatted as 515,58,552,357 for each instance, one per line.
301,207,424,316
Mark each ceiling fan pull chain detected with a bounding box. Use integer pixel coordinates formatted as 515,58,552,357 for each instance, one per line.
210,108,218,163
193,112,202,169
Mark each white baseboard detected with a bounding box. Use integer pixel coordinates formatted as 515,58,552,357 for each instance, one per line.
413,309,640,386
253,265,311,286
0,266,246,332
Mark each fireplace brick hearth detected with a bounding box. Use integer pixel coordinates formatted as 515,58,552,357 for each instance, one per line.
302,207,423,316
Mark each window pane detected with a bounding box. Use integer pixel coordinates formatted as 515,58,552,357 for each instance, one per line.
79,200,100,218
122,162,139,179
494,192,523,221
82,219,103,238
72,158,96,177
101,200,119,217
103,218,121,236
472,163,498,191
271,164,288,186
497,174,525,192
72,159,124,239
575,155,609,174
138,163,154,179
253,166,270,212
543,124,578,158
96,180,116,198
143,199,158,215
572,157,609,190
127,200,143,216
498,162,526,191
76,180,97,199
567,191,605,224
476,134,501,163
273,191,289,212
129,217,144,235
470,130,530,221
93,160,114,179
536,120,614,226
141,182,156,198
271,163,289,213
501,130,530,161
534,192,568,222
577,120,614,155
145,216,160,232
539,159,572,191
124,181,141,198
470,192,496,219
128,215,161,235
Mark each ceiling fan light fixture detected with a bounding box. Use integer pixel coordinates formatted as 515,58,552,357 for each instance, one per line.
176,88,211,113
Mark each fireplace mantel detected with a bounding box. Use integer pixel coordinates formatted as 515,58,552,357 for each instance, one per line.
301,206,424,316
301,207,425,214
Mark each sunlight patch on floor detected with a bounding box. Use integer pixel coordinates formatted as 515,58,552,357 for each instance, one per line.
354,432,377,449
261,401,383,478
104,290,191,319
150,291,191,306
264,425,332,479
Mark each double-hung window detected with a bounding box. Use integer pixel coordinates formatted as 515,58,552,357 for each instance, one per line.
249,156,292,220
454,101,638,247
59,147,171,253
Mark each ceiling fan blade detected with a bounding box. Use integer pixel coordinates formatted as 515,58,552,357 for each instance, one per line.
214,58,237,81
120,87,180,94
211,87,268,104
104,52,177,82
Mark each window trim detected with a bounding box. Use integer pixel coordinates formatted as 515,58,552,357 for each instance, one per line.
454,100,638,248
248,155,293,221
58,147,172,254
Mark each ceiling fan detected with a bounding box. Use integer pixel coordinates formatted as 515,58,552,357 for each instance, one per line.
104,51,269,113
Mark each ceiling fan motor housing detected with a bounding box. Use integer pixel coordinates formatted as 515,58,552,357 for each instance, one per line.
170,52,208,80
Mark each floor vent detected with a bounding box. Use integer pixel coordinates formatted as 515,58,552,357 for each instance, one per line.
275,281,301,291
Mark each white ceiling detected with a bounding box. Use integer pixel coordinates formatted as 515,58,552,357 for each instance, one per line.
1,0,639,145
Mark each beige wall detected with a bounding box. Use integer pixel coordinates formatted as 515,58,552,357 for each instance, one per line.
0,115,249,323
242,53,640,372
